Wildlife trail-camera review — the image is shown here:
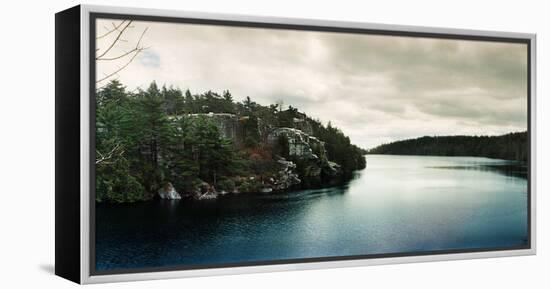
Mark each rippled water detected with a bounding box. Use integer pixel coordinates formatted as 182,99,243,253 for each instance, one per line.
95,155,528,272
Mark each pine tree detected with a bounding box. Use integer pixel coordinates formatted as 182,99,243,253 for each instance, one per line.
133,82,173,192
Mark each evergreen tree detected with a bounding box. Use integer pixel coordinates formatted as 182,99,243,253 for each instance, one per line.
95,80,148,202
184,89,194,113
96,80,126,106
161,85,184,115
191,116,236,185
133,82,173,192
165,116,200,192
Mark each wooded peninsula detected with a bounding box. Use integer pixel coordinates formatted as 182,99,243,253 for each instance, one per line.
95,80,366,203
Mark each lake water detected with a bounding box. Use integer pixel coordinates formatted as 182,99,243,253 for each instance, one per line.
95,155,528,272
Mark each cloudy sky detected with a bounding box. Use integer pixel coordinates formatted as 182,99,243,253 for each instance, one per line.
96,19,528,149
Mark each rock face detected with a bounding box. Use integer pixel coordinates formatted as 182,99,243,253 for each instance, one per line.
292,117,314,135
268,127,325,159
273,158,301,190
186,113,267,148
158,182,182,200
324,161,342,177
268,127,342,185
189,113,239,141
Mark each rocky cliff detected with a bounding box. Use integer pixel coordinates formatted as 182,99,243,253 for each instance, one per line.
188,113,240,143
268,127,325,159
159,113,344,200
195,113,344,185
268,127,342,187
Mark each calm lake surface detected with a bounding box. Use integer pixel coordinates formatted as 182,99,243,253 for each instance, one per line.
95,155,528,271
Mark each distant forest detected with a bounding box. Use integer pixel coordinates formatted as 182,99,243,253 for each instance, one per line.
369,132,528,162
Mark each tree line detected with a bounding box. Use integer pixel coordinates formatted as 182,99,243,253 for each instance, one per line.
368,132,528,162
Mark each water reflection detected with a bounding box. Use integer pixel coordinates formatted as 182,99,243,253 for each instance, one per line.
428,163,527,178
96,155,528,271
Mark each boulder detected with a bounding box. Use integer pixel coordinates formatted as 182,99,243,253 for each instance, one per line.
260,187,273,193
158,182,182,200
197,191,217,200
194,181,218,200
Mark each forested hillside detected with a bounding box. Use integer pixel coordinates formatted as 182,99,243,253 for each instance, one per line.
369,132,527,162
95,80,366,203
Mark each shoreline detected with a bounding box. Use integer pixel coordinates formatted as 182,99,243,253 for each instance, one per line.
95,173,361,205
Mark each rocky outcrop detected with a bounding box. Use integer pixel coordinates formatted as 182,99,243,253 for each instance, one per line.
186,113,268,148
189,113,239,142
168,153,336,200
196,192,217,200
324,161,342,177
158,182,182,199
268,127,342,184
177,157,302,199
268,127,325,159
195,181,218,200
165,119,343,200
273,158,301,190
292,117,314,135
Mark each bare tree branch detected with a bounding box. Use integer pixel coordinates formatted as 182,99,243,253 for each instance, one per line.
96,142,125,165
96,49,141,83
97,27,149,61
97,47,145,61
95,20,149,85
96,20,127,40
96,20,133,60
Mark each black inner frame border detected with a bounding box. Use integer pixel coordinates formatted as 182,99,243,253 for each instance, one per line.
89,11,532,276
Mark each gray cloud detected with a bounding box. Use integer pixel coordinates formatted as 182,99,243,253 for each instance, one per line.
139,50,161,68
96,19,528,149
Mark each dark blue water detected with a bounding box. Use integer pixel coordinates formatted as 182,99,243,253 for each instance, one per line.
95,155,528,271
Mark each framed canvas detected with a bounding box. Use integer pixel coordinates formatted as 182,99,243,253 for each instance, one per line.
55,4,536,284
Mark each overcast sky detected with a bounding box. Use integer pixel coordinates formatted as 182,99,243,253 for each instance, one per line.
96,19,528,149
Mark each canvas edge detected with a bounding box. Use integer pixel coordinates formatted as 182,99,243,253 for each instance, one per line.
54,4,83,284
77,4,537,284
529,35,537,256
80,5,90,285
